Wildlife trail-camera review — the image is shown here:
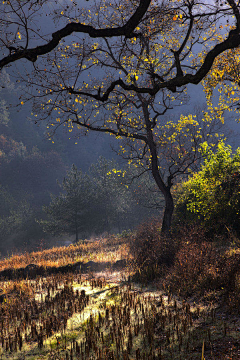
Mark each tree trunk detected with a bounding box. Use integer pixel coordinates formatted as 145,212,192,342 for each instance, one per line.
161,189,174,234
142,100,175,235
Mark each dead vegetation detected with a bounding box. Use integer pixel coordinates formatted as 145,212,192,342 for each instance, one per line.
0,235,129,272
0,224,240,359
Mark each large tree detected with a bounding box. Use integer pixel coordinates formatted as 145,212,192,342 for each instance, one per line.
1,0,240,233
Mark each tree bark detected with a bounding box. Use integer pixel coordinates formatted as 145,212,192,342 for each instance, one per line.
142,101,174,234
161,189,174,234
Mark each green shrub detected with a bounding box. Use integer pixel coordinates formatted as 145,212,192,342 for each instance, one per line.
174,141,240,236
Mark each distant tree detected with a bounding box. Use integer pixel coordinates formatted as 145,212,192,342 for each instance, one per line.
0,185,15,254
41,158,161,239
89,157,131,232
0,140,66,204
0,99,10,127
0,200,37,255
0,135,26,161
90,156,164,232
40,165,95,242
0,185,15,217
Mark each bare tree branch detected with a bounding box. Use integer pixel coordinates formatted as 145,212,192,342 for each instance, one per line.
0,0,151,69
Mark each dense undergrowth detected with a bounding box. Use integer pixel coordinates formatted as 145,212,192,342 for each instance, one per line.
130,219,240,307
0,221,240,359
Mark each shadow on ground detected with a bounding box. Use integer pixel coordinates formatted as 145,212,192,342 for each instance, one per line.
0,259,127,282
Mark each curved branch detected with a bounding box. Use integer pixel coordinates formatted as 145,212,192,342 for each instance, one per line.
124,28,240,93
0,0,151,69
67,79,156,101
71,117,148,143
168,28,240,87
67,27,240,100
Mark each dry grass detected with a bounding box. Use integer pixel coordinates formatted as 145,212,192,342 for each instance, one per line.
1,274,240,359
0,235,130,272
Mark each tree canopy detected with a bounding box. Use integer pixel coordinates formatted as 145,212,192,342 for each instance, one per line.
1,0,240,83
1,0,240,233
